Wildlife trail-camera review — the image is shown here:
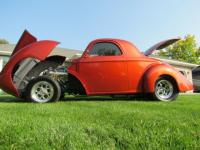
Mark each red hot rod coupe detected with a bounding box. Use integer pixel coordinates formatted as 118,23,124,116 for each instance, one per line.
0,30,193,102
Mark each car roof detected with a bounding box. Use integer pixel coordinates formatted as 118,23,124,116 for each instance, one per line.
89,38,143,57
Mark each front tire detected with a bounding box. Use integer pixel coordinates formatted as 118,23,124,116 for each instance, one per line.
26,76,61,103
152,77,179,101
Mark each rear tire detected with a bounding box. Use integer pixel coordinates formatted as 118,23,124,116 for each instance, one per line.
152,76,179,102
26,76,61,103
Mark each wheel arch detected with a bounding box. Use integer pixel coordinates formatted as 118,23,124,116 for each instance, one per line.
143,64,182,93
67,71,88,95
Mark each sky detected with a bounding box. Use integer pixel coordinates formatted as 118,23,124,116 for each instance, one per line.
0,0,200,51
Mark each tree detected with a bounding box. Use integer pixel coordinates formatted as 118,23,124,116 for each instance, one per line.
0,39,9,44
158,35,200,64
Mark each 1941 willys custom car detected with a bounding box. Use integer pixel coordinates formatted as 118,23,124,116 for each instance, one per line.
0,30,193,102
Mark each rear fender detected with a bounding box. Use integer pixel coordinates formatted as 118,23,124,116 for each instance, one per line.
143,64,193,93
0,40,59,96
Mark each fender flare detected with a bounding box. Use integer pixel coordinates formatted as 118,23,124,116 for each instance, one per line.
143,64,192,93
67,70,89,95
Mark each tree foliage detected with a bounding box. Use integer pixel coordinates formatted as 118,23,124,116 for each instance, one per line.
158,35,200,64
0,39,9,44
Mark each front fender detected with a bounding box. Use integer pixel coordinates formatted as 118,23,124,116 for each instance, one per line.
0,40,59,96
67,69,89,95
143,64,193,93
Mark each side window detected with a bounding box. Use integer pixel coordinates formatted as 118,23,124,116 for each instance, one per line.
89,42,122,56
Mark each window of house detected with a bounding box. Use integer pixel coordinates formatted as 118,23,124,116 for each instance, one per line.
89,42,122,56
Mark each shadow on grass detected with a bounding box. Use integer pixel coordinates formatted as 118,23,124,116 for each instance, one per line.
60,94,154,102
0,95,27,103
0,94,154,103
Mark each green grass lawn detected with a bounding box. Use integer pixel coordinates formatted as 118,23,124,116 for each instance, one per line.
0,94,199,149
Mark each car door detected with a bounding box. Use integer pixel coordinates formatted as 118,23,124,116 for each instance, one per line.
78,42,128,94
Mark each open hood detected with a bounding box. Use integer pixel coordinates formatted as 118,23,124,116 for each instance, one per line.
144,38,181,56
11,30,37,56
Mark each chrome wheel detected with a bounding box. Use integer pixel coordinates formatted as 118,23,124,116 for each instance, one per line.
31,81,54,103
155,79,173,101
